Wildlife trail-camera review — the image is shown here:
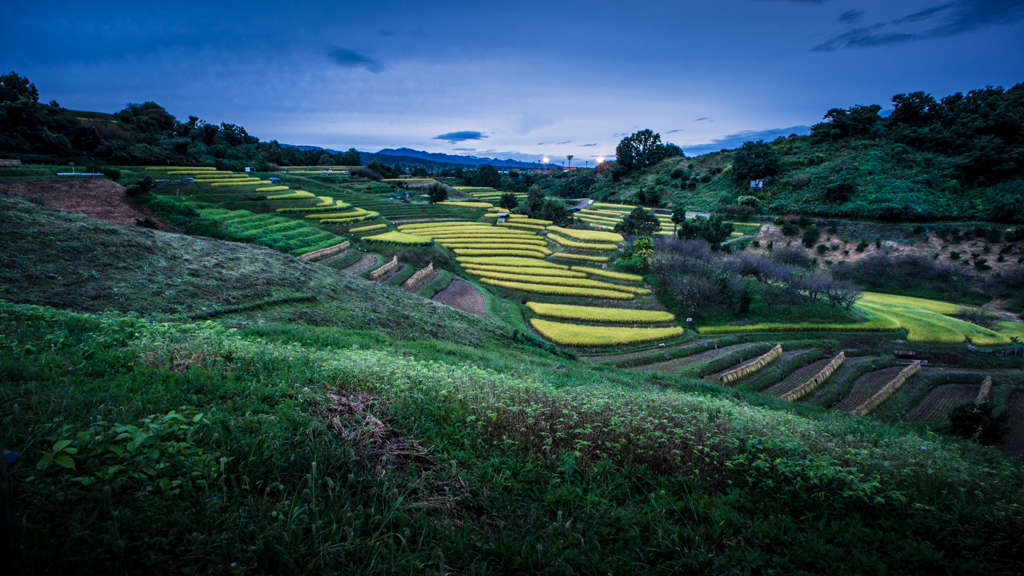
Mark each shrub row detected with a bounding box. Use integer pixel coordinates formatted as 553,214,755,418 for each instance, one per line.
209,180,271,187
362,231,434,246
436,202,494,209
266,189,310,198
853,361,922,416
300,240,350,261
780,352,846,402
720,344,783,385
526,302,675,324
275,205,353,214
698,309,901,335
347,223,387,234
552,253,611,263
462,265,586,278
571,266,642,282
478,278,634,300
499,222,547,231
546,225,623,243
529,318,683,347
147,166,218,171
452,249,545,258
437,237,549,247
456,256,567,269
467,270,650,295
547,233,618,251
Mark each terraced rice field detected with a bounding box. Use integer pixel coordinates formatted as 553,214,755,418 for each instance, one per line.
198,208,345,256
761,358,834,397
902,384,980,424
858,293,1011,346
999,393,1024,457
632,343,760,375
831,366,908,413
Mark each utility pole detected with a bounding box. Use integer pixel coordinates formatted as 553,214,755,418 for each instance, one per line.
566,155,573,170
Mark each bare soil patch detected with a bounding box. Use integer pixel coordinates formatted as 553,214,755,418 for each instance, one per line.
432,279,487,316
319,389,432,475
0,178,170,229
341,254,379,274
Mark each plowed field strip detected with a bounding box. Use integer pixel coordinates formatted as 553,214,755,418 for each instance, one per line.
999,393,1024,457
805,357,879,407
432,279,486,316
762,359,833,397
832,366,908,413
706,349,800,384
340,254,378,274
904,385,979,423
581,339,710,363
632,343,758,375
318,249,351,263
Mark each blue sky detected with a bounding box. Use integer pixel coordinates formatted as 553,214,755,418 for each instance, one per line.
2,0,1022,161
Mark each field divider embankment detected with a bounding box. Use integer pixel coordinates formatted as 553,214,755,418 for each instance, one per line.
975,376,993,404
853,361,922,416
719,344,782,385
780,352,846,402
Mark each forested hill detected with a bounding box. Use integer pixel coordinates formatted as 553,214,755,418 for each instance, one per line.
598,83,1024,223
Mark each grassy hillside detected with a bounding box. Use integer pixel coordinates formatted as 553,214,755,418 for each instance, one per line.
598,84,1024,224
0,195,521,350
1,194,1024,574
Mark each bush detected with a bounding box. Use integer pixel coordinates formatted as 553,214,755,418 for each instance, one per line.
945,402,1009,445
426,183,449,204
802,225,821,248
816,244,828,254
124,176,154,198
781,222,799,236
950,251,960,260
100,167,121,182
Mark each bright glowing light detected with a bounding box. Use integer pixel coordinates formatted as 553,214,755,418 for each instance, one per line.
596,157,604,164
542,157,549,163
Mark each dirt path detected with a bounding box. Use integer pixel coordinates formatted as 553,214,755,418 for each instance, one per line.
0,178,171,229
432,279,486,316
318,249,352,264
630,343,759,374
580,339,711,363
341,254,378,274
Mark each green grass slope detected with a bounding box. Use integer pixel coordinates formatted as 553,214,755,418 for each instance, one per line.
0,195,516,348
1,197,1023,574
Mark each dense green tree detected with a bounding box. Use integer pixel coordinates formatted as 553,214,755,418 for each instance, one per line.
426,183,448,204
366,160,394,178
615,129,668,171
671,203,687,235
810,104,884,141
676,214,733,245
499,192,519,210
536,198,572,226
731,140,781,184
0,71,39,103
614,206,662,236
472,165,501,188
340,148,361,166
525,184,545,214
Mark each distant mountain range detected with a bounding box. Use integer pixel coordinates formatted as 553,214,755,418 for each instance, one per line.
282,144,548,170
